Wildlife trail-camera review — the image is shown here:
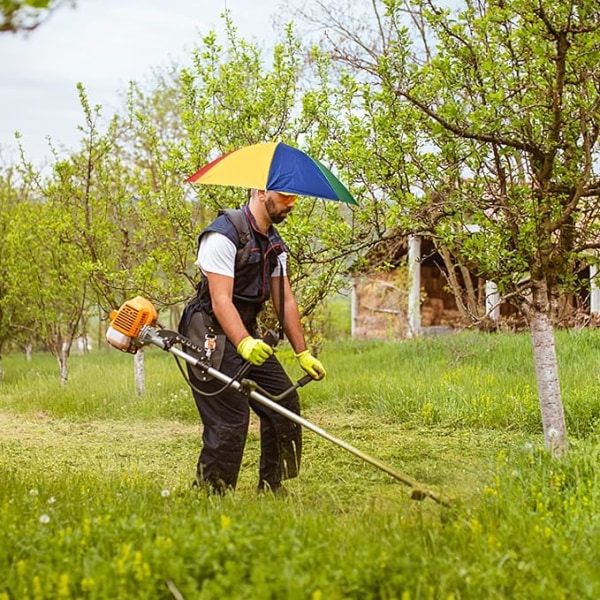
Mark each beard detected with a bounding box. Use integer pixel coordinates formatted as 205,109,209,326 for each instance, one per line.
265,195,292,224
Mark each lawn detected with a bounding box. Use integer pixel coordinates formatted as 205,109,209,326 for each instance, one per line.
1,329,599,598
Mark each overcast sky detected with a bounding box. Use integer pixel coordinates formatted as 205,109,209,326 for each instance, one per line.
0,0,285,165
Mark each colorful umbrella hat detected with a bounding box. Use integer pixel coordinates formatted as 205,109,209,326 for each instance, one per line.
186,141,357,205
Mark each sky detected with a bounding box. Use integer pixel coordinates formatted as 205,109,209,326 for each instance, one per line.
0,0,285,166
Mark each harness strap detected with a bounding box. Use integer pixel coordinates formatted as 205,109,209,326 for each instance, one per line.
222,208,286,342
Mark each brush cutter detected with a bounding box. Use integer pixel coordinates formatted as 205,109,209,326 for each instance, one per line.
106,297,450,507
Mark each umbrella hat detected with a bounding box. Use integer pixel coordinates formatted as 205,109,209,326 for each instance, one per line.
186,142,357,205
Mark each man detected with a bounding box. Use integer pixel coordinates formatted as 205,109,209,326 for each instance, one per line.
183,188,326,495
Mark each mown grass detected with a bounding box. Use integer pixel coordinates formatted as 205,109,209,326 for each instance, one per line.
1,329,600,598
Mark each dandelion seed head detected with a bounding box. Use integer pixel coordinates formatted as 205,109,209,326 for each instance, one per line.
47,496,56,504
39,514,50,524
161,489,170,498
29,489,39,497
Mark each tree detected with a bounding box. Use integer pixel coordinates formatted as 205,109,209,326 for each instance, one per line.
120,18,370,345
0,165,25,374
41,83,184,393
0,0,73,33
3,173,88,386
3,84,129,386
302,0,600,455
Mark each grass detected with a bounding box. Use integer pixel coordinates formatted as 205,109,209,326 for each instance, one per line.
1,329,600,598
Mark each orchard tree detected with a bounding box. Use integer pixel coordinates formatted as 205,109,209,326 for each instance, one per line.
0,165,25,373
62,84,165,314
0,163,57,363
116,75,206,312
3,175,88,386
6,84,140,385
123,18,369,344
52,84,191,321
45,84,188,393
304,0,600,455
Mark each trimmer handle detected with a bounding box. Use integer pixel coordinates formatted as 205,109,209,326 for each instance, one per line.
238,330,316,401
297,374,314,388
262,330,315,389
260,331,313,389
263,373,315,401
262,329,279,348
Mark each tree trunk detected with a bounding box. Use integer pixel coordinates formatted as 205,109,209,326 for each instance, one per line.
439,247,467,317
529,306,568,457
57,346,69,388
98,304,104,350
459,264,479,316
134,349,145,397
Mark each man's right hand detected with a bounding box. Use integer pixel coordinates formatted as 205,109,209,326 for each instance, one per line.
236,336,274,365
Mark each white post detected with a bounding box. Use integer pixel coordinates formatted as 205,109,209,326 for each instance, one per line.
134,348,145,397
485,280,501,320
590,264,600,317
351,279,358,337
407,235,422,337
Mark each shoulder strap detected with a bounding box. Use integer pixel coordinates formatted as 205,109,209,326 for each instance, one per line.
218,208,285,342
219,209,251,248
218,208,255,268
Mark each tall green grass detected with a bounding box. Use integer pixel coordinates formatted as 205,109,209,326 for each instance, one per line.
3,329,600,433
1,329,600,598
2,436,599,598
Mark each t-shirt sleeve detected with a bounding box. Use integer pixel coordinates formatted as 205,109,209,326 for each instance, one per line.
196,231,237,277
271,252,287,277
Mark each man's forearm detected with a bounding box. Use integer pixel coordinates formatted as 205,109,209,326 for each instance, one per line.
281,301,307,354
271,276,308,353
212,300,251,348
204,272,250,348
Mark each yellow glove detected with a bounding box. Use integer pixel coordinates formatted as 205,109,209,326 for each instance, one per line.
295,350,326,380
237,336,274,366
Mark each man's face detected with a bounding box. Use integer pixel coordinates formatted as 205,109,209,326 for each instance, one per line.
264,190,297,224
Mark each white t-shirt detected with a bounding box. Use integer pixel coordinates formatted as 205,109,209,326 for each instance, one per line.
196,231,287,277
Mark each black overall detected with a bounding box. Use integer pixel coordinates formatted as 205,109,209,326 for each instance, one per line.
185,206,302,493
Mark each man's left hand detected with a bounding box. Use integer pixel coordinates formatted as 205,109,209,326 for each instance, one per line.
295,350,326,380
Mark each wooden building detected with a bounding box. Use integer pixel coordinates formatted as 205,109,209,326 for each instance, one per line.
351,235,600,340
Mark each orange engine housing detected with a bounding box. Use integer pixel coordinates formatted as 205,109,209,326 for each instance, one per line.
109,297,158,339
